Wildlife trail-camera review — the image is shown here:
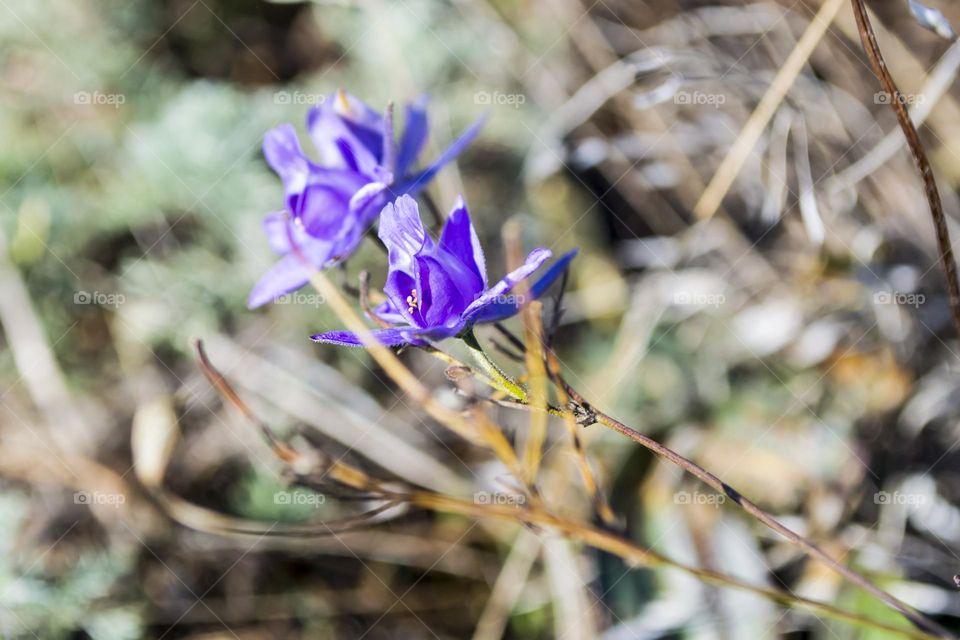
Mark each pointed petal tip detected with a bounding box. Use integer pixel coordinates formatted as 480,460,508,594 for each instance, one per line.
448,195,471,223
263,124,308,179
528,247,553,262
246,289,271,310
309,331,363,346
396,193,417,207
398,114,486,194
310,327,414,347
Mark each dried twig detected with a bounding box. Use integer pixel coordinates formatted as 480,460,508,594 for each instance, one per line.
358,271,392,329
545,349,617,528
850,0,960,339
692,0,846,220
406,490,940,640
196,339,297,463
552,366,953,638
501,221,550,484
185,346,941,639
486,307,950,635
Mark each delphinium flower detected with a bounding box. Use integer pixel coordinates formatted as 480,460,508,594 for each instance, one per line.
248,91,484,308
311,195,576,347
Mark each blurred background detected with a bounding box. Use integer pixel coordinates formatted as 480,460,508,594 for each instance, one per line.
4,0,960,637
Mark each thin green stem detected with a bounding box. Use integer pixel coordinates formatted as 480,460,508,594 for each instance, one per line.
462,330,528,401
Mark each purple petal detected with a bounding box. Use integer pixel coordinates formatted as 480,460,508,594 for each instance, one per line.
263,124,310,196
307,96,381,176
349,181,389,224
469,249,577,324
335,138,363,173
310,327,413,347
396,98,428,177
305,181,387,267
383,268,422,328
327,92,383,156
439,195,487,288
528,249,577,298
297,184,353,236
343,121,385,166
397,114,486,194
247,236,336,309
378,195,429,272
410,321,465,342
262,211,293,255
333,138,391,185
461,248,552,323
248,255,307,309
294,171,378,242
373,299,408,324
417,254,471,329
304,167,371,195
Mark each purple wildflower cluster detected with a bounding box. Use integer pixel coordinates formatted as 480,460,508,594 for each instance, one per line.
251,91,575,348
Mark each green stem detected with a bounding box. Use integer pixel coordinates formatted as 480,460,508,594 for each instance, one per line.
462,330,528,401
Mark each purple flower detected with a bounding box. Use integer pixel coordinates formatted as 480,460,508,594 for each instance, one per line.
311,195,576,347
248,91,484,308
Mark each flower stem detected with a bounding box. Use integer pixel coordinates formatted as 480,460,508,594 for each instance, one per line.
462,330,528,401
